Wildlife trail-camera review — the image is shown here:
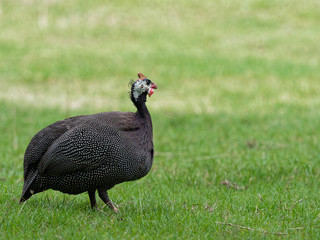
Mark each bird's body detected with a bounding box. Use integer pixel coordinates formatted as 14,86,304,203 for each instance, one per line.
20,73,157,212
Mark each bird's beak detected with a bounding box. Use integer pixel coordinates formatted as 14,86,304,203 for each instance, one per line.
148,82,158,97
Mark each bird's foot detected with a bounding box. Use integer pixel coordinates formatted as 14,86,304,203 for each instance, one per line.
97,189,118,213
106,201,118,213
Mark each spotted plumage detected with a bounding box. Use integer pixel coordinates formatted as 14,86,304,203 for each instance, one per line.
20,73,157,212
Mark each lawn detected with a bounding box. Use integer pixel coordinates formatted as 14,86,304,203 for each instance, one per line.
1,0,320,239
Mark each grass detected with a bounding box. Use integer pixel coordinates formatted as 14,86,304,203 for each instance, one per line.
1,0,320,239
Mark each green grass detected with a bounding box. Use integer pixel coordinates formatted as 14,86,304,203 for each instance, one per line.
1,0,320,239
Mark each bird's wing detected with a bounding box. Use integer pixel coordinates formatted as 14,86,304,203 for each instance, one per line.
23,115,86,179
37,123,142,176
23,112,137,176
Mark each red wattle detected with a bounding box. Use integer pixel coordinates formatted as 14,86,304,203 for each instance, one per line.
148,88,154,97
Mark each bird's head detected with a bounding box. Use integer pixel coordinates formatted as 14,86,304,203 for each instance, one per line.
130,73,158,105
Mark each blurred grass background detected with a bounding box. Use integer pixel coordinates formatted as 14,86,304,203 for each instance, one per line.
1,0,320,239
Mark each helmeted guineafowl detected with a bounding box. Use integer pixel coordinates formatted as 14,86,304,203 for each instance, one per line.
20,73,157,212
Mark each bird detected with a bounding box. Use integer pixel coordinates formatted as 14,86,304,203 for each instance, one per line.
20,73,157,213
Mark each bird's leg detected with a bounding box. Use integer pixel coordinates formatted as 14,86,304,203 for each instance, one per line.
98,189,118,213
88,190,97,209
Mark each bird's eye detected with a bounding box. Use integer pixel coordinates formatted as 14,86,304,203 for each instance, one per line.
145,79,152,85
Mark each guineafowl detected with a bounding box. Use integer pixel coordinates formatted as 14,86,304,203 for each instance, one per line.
20,73,157,212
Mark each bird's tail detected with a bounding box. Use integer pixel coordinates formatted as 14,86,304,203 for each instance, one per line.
20,170,38,203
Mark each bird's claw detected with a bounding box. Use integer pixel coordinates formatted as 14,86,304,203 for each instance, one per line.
107,201,118,213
